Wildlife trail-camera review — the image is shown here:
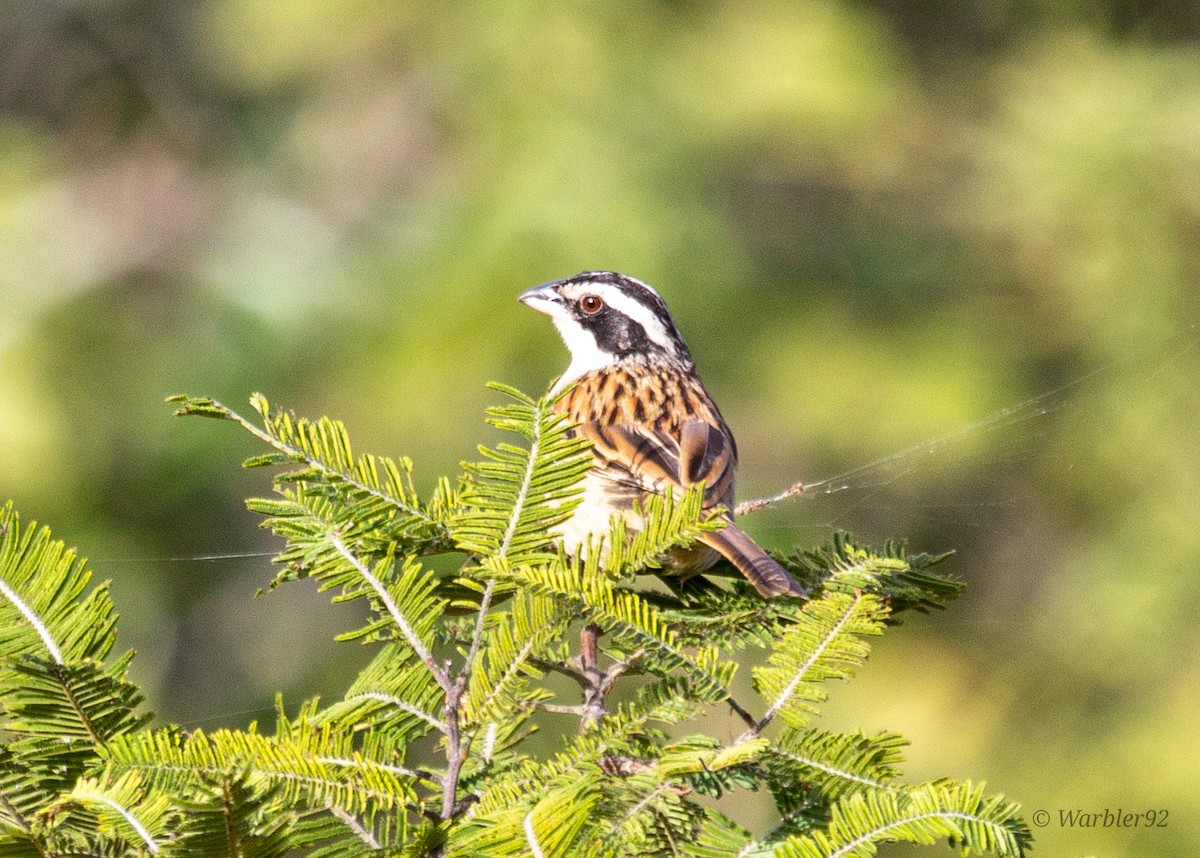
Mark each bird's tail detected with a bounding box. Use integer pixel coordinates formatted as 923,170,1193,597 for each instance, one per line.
701,523,808,599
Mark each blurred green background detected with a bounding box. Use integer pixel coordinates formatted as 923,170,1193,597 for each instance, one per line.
2,1,1198,854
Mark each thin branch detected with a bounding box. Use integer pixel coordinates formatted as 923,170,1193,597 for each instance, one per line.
460,580,496,688
536,702,588,716
344,691,448,735
725,696,758,730
597,648,645,697
446,390,550,818
529,656,585,683
318,756,442,789
587,643,757,730
534,644,665,730
188,397,445,533
599,756,656,776
0,793,30,834
579,624,605,729
441,582,499,823
0,578,65,664
469,636,538,727
328,533,451,694
740,591,862,741
328,804,381,850
734,481,806,516
441,683,466,820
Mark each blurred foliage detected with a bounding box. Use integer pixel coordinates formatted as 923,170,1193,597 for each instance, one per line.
1,1,1198,855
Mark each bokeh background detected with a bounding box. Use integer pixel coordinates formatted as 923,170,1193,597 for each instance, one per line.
2,2,1198,854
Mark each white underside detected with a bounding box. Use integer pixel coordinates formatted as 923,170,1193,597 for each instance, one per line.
553,471,719,573
552,471,635,556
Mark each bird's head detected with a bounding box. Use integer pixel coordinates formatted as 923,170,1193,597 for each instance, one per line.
520,271,694,386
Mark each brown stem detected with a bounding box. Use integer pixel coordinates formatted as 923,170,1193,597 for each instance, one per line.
734,481,807,516
726,696,758,729
440,673,467,821
579,623,606,729
538,702,588,715
598,648,643,698
529,655,586,683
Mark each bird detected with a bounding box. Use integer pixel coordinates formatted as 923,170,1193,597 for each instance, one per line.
519,271,807,599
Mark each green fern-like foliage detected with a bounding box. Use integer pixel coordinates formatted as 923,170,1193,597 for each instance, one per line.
0,386,1032,857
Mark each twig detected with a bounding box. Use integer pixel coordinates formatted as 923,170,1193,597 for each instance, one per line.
328,805,380,849
735,481,806,516
725,696,758,730
537,702,588,716
438,393,551,821
461,579,497,685
538,643,651,731
330,536,471,825
529,656,586,683
441,674,468,820
328,534,452,694
579,624,605,729
442,580,495,823
0,793,29,835
598,648,644,697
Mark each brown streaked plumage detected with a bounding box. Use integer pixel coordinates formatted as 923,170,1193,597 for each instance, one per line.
520,271,807,599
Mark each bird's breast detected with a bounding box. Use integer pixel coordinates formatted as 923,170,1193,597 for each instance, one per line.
554,366,722,437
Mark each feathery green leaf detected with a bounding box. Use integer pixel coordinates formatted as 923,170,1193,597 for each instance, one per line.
750,591,887,733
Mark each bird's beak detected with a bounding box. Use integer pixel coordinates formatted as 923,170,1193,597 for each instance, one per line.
518,282,563,316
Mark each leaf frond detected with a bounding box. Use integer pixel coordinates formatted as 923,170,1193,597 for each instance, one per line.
0,503,118,667
777,781,1031,858
502,559,738,705
749,591,887,734
0,388,1031,857
784,533,963,617
452,385,593,569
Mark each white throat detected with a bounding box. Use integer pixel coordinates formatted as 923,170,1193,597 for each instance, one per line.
549,316,614,394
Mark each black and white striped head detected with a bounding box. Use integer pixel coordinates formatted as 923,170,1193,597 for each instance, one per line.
520,271,694,387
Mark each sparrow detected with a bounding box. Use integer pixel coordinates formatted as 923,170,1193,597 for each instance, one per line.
519,271,807,599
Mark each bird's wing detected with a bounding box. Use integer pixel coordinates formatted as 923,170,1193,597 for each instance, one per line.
578,418,735,508
579,418,805,598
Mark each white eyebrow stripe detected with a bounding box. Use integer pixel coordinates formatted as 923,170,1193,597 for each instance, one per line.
580,271,664,300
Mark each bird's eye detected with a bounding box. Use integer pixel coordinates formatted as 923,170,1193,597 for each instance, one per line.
580,294,604,315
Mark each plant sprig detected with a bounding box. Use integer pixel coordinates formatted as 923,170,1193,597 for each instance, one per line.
0,388,1032,857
